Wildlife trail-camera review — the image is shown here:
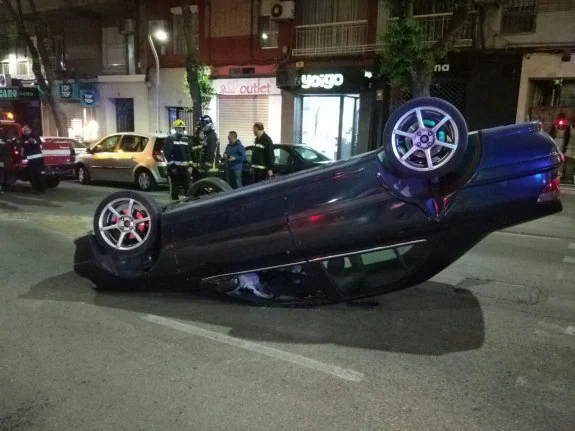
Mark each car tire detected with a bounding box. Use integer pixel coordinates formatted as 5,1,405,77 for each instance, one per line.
135,169,157,192
44,177,60,189
186,177,233,198
93,191,160,258
382,97,469,179
77,165,90,184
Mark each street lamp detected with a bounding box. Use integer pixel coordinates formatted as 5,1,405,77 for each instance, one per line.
148,29,168,133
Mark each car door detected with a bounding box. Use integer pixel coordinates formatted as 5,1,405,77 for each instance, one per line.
86,135,122,181
273,146,298,176
114,134,149,183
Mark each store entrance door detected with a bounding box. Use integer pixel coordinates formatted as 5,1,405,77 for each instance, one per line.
299,95,359,160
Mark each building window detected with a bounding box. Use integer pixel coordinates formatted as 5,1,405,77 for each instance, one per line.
167,107,194,133
102,27,126,72
259,15,278,49
172,9,199,55
501,0,536,34
301,0,367,25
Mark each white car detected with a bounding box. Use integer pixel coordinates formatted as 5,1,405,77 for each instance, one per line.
75,133,168,191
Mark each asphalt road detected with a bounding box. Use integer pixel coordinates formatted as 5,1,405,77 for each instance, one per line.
1,180,574,431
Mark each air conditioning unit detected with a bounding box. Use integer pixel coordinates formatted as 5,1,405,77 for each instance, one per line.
118,18,136,35
270,1,295,20
0,74,11,87
276,68,300,89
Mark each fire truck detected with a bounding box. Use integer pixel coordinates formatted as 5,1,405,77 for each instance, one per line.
0,120,75,189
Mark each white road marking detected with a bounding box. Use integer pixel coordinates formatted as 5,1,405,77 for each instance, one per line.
143,314,365,383
569,243,575,250
563,256,575,264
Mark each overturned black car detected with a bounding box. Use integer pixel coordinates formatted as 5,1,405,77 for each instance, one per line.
75,98,563,305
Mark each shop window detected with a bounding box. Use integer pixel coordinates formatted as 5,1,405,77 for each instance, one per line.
259,15,278,49
171,9,199,55
501,0,536,34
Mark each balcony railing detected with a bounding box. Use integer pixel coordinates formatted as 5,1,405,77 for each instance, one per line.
388,12,478,47
293,20,380,57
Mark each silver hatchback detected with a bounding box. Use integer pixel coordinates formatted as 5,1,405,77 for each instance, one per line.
75,133,168,191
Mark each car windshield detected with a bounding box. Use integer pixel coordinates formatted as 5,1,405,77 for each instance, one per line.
293,146,330,162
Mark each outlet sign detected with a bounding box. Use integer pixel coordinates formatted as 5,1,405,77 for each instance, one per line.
301,73,344,90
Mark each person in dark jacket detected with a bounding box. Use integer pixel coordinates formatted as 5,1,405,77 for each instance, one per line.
21,124,45,193
198,115,220,176
163,119,191,201
222,131,246,189
251,122,274,183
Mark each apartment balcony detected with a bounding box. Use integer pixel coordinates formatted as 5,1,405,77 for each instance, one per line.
292,20,380,57
389,12,478,47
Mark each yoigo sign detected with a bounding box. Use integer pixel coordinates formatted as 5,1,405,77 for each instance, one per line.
301,73,344,90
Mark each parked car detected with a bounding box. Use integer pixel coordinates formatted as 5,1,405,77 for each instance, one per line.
192,144,334,197
42,136,88,157
77,98,563,305
75,133,168,191
0,122,75,189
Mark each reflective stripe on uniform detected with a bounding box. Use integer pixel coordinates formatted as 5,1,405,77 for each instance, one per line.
26,154,44,160
251,164,266,170
174,141,189,146
168,161,188,166
254,144,264,149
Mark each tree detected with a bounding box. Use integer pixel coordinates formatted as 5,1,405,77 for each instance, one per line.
181,0,213,127
379,0,476,98
0,0,67,135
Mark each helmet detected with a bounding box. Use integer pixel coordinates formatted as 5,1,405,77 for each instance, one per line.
172,119,186,129
198,115,215,133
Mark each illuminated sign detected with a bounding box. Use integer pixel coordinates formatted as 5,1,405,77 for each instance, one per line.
216,77,281,96
301,73,344,90
0,87,18,100
434,64,450,72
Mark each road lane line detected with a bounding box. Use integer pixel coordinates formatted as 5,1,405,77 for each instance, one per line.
563,256,575,264
143,314,364,383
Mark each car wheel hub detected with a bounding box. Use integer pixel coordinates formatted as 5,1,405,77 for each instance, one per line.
97,198,152,251
391,106,459,173
139,173,150,189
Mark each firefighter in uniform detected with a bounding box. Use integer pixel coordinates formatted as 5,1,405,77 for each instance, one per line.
163,119,191,201
21,124,45,193
189,124,205,182
197,115,220,177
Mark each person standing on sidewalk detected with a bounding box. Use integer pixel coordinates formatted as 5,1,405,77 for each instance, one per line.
163,119,191,201
21,125,45,193
222,131,246,189
251,122,274,183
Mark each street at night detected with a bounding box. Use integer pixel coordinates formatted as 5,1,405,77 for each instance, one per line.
1,181,574,430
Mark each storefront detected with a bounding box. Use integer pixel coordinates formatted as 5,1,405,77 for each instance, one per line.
48,81,99,140
278,67,372,160
212,76,282,145
0,84,42,133
517,52,575,131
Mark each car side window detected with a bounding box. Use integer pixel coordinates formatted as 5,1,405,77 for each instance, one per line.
274,148,294,165
119,135,148,152
93,135,121,153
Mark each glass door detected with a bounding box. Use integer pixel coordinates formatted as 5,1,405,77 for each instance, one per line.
300,95,360,161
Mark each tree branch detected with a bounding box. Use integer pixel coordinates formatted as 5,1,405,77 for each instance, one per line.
431,0,474,60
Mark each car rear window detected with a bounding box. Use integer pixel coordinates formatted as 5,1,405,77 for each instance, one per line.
154,138,165,152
